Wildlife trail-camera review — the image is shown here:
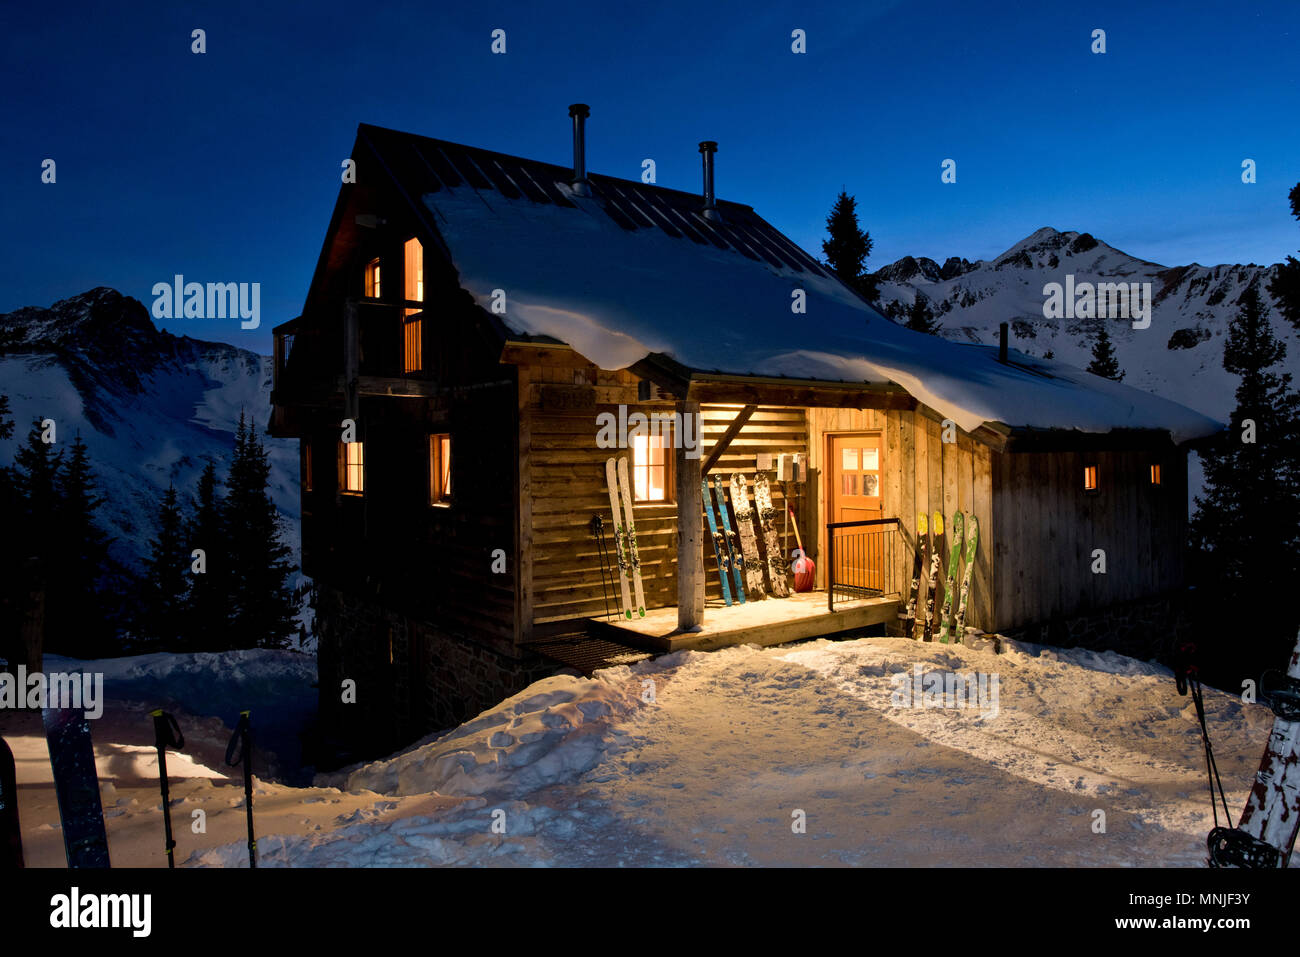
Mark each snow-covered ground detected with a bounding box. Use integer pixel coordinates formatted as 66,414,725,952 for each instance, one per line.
3,636,1286,867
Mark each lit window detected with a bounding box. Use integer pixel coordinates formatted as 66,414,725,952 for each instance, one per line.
1083,464,1098,492
303,442,313,493
429,433,451,504
403,238,423,315
340,441,364,494
403,319,422,374
364,258,381,298
403,239,424,373
632,430,671,502
1150,463,1162,486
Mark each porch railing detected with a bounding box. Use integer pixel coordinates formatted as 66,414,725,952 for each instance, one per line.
826,518,901,612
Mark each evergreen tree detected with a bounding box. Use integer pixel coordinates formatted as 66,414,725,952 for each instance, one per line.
905,296,942,335
184,460,230,650
821,191,878,301
55,434,112,657
1189,284,1300,682
224,413,298,649
140,485,189,649
13,418,63,540
1267,183,1300,331
1087,325,1125,381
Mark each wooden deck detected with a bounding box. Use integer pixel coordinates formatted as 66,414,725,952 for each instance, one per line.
587,590,900,653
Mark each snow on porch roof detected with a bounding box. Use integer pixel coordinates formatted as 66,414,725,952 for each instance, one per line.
360,124,1223,445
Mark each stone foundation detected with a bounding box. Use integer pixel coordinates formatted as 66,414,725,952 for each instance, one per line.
313,583,558,763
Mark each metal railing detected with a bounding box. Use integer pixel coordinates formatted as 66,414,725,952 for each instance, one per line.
826,518,901,612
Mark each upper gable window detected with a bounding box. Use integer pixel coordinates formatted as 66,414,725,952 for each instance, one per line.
364,258,381,299
403,238,423,316
402,238,424,374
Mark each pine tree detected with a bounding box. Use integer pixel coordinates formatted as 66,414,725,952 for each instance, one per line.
140,485,189,649
1189,284,1300,682
13,419,63,540
224,413,298,649
821,191,877,301
1087,325,1125,381
1267,183,1300,331
905,296,942,335
55,434,112,657
184,460,230,651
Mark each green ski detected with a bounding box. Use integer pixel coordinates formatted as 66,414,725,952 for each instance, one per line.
953,514,979,640
937,512,964,643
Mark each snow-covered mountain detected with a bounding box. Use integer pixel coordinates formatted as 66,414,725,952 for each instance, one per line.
872,226,1296,425
0,287,299,572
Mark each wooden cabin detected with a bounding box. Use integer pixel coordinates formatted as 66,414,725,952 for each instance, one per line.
270,113,1222,756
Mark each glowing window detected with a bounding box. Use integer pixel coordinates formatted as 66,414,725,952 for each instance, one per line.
1150,463,1162,486
429,434,451,505
364,259,381,298
1083,464,1098,492
403,319,422,374
632,431,671,502
303,442,313,493
404,238,424,315
340,441,364,494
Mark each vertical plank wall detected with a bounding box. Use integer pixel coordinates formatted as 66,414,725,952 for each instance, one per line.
991,447,1186,630
807,408,995,633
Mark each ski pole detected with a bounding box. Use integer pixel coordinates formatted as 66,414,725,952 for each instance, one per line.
150,710,184,868
224,711,256,868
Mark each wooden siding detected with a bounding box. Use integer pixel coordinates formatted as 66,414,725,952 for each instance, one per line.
807,408,995,633
523,360,809,624
991,447,1186,630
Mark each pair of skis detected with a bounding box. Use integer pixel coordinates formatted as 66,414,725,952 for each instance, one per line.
605,457,646,619
903,510,978,642
703,475,746,605
727,473,789,600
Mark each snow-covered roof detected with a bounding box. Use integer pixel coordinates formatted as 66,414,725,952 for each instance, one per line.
361,125,1224,444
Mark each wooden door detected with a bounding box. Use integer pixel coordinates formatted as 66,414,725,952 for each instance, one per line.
828,433,884,593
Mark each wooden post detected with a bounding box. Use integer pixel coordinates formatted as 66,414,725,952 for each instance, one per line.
676,401,704,630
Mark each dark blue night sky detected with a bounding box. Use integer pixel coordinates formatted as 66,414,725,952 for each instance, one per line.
3,0,1297,353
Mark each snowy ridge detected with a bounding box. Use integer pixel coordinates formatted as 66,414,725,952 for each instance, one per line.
872,226,1294,428
0,288,299,572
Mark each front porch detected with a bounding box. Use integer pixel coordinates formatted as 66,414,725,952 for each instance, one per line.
588,589,900,653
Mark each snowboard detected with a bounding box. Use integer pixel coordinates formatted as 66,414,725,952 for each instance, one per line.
953,514,979,638
937,511,965,643
605,458,634,619
1,735,24,868
902,511,928,639
616,456,647,618
702,478,734,606
753,474,790,597
711,475,747,603
1214,632,1300,867
921,510,943,642
43,705,111,868
730,473,767,599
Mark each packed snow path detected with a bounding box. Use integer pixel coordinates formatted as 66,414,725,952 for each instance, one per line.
3,637,1282,867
